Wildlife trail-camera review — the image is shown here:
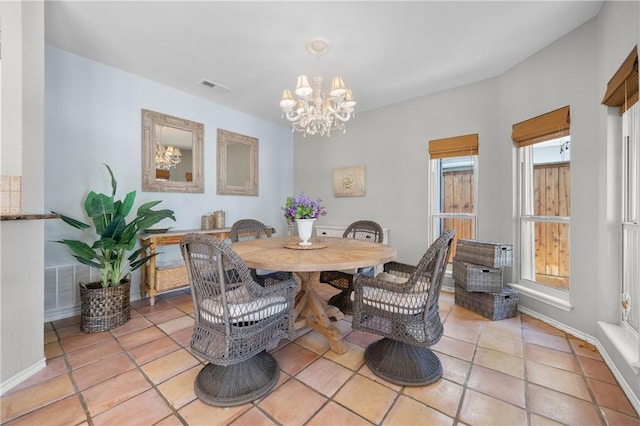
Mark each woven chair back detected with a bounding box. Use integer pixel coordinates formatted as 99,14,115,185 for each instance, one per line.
418,229,455,316
343,220,384,243
230,219,272,242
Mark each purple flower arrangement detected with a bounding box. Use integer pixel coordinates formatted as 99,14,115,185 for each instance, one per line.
282,193,327,223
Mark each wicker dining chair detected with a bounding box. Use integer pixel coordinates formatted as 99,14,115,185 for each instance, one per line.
319,220,384,315
180,233,297,407
351,229,455,386
230,219,293,286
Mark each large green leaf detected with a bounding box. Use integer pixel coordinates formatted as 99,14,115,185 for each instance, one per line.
72,256,103,270
92,237,118,250
136,209,176,231
83,191,97,217
52,213,90,230
56,239,96,261
90,193,115,217
89,193,115,234
137,200,162,214
129,252,160,271
101,216,126,241
104,163,117,197
120,191,136,217
119,224,140,250
127,246,149,263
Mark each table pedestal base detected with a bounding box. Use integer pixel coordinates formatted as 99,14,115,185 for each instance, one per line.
293,272,348,354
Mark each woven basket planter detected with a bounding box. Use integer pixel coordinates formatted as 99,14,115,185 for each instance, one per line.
80,280,131,333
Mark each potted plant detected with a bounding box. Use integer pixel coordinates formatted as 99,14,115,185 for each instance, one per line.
53,164,175,333
282,193,326,246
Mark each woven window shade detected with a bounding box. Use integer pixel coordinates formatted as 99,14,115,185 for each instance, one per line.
601,46,638,114
511,106,570,147
429,133,478,159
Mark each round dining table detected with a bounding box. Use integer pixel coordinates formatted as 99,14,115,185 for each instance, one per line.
231,236,397,354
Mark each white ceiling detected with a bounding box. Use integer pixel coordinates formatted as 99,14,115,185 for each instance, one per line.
44,1,604,127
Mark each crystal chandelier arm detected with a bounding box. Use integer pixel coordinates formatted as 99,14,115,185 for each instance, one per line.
325,105,353,123
283,109,303,122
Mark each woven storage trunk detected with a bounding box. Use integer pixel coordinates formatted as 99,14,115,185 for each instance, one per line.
80,281,131,333
456,239,513,268
453,258,503,293
454,283,518,320
156,262,189,292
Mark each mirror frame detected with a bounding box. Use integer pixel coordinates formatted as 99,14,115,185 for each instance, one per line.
216,129,258,196
141,109,204,193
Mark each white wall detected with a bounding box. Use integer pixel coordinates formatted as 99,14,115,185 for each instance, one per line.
0,1,46,388
43,46,294,304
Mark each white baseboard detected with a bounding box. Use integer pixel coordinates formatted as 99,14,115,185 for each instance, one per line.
0,357,46,396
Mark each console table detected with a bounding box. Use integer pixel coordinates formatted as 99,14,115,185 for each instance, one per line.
138,227,275,305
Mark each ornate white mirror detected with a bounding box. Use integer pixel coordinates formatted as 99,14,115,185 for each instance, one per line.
217,129,258,196
141,109,204,193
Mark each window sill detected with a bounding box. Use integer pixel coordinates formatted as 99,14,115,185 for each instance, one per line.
598,321,640,374
509,281,573,312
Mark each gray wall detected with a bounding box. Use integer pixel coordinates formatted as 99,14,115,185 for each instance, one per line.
0,1,46,386
294,78,499,266
294,1,639,403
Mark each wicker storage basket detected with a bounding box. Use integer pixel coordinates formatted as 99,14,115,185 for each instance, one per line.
156,262,189,292
80,280,130,333
455,239,513,268
453,258,503,293
454,283,518,320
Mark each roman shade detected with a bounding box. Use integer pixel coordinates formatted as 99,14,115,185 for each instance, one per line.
429,133,478,159
511,106,570,147
601,46,638,114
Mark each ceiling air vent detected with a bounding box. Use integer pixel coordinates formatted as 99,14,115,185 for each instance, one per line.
200,80,230,94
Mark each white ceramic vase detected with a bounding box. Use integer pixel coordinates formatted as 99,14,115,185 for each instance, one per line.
296,218,315,246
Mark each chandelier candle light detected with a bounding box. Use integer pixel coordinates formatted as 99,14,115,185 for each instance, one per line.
280,37,356,137
155,143,182,170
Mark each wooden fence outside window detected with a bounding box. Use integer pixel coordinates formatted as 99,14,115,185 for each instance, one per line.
443,162,569,289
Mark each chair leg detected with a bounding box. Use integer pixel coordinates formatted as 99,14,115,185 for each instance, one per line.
328,289,354,315
364,338,442,386
194,351,279,407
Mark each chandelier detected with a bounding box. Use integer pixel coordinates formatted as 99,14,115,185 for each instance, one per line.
155,142,182,170
280,37,356,137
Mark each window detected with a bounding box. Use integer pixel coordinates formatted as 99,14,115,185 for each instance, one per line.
622,103,639,331
428,134,478,263
512,106,571,309
601,45,638,331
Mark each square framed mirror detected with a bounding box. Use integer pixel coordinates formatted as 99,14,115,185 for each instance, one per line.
142,109,204,193
217,129,258,196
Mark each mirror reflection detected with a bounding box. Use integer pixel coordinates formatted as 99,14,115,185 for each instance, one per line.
142,109,204,193
226,141,252,187
154,124,193,182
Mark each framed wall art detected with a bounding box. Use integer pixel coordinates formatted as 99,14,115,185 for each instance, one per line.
333,165,366,197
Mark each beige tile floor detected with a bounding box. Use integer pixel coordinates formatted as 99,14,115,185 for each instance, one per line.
2,284,639,426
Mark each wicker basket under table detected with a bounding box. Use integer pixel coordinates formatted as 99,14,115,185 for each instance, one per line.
155,262,189,293
455,239,513,268
454,283,518,320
